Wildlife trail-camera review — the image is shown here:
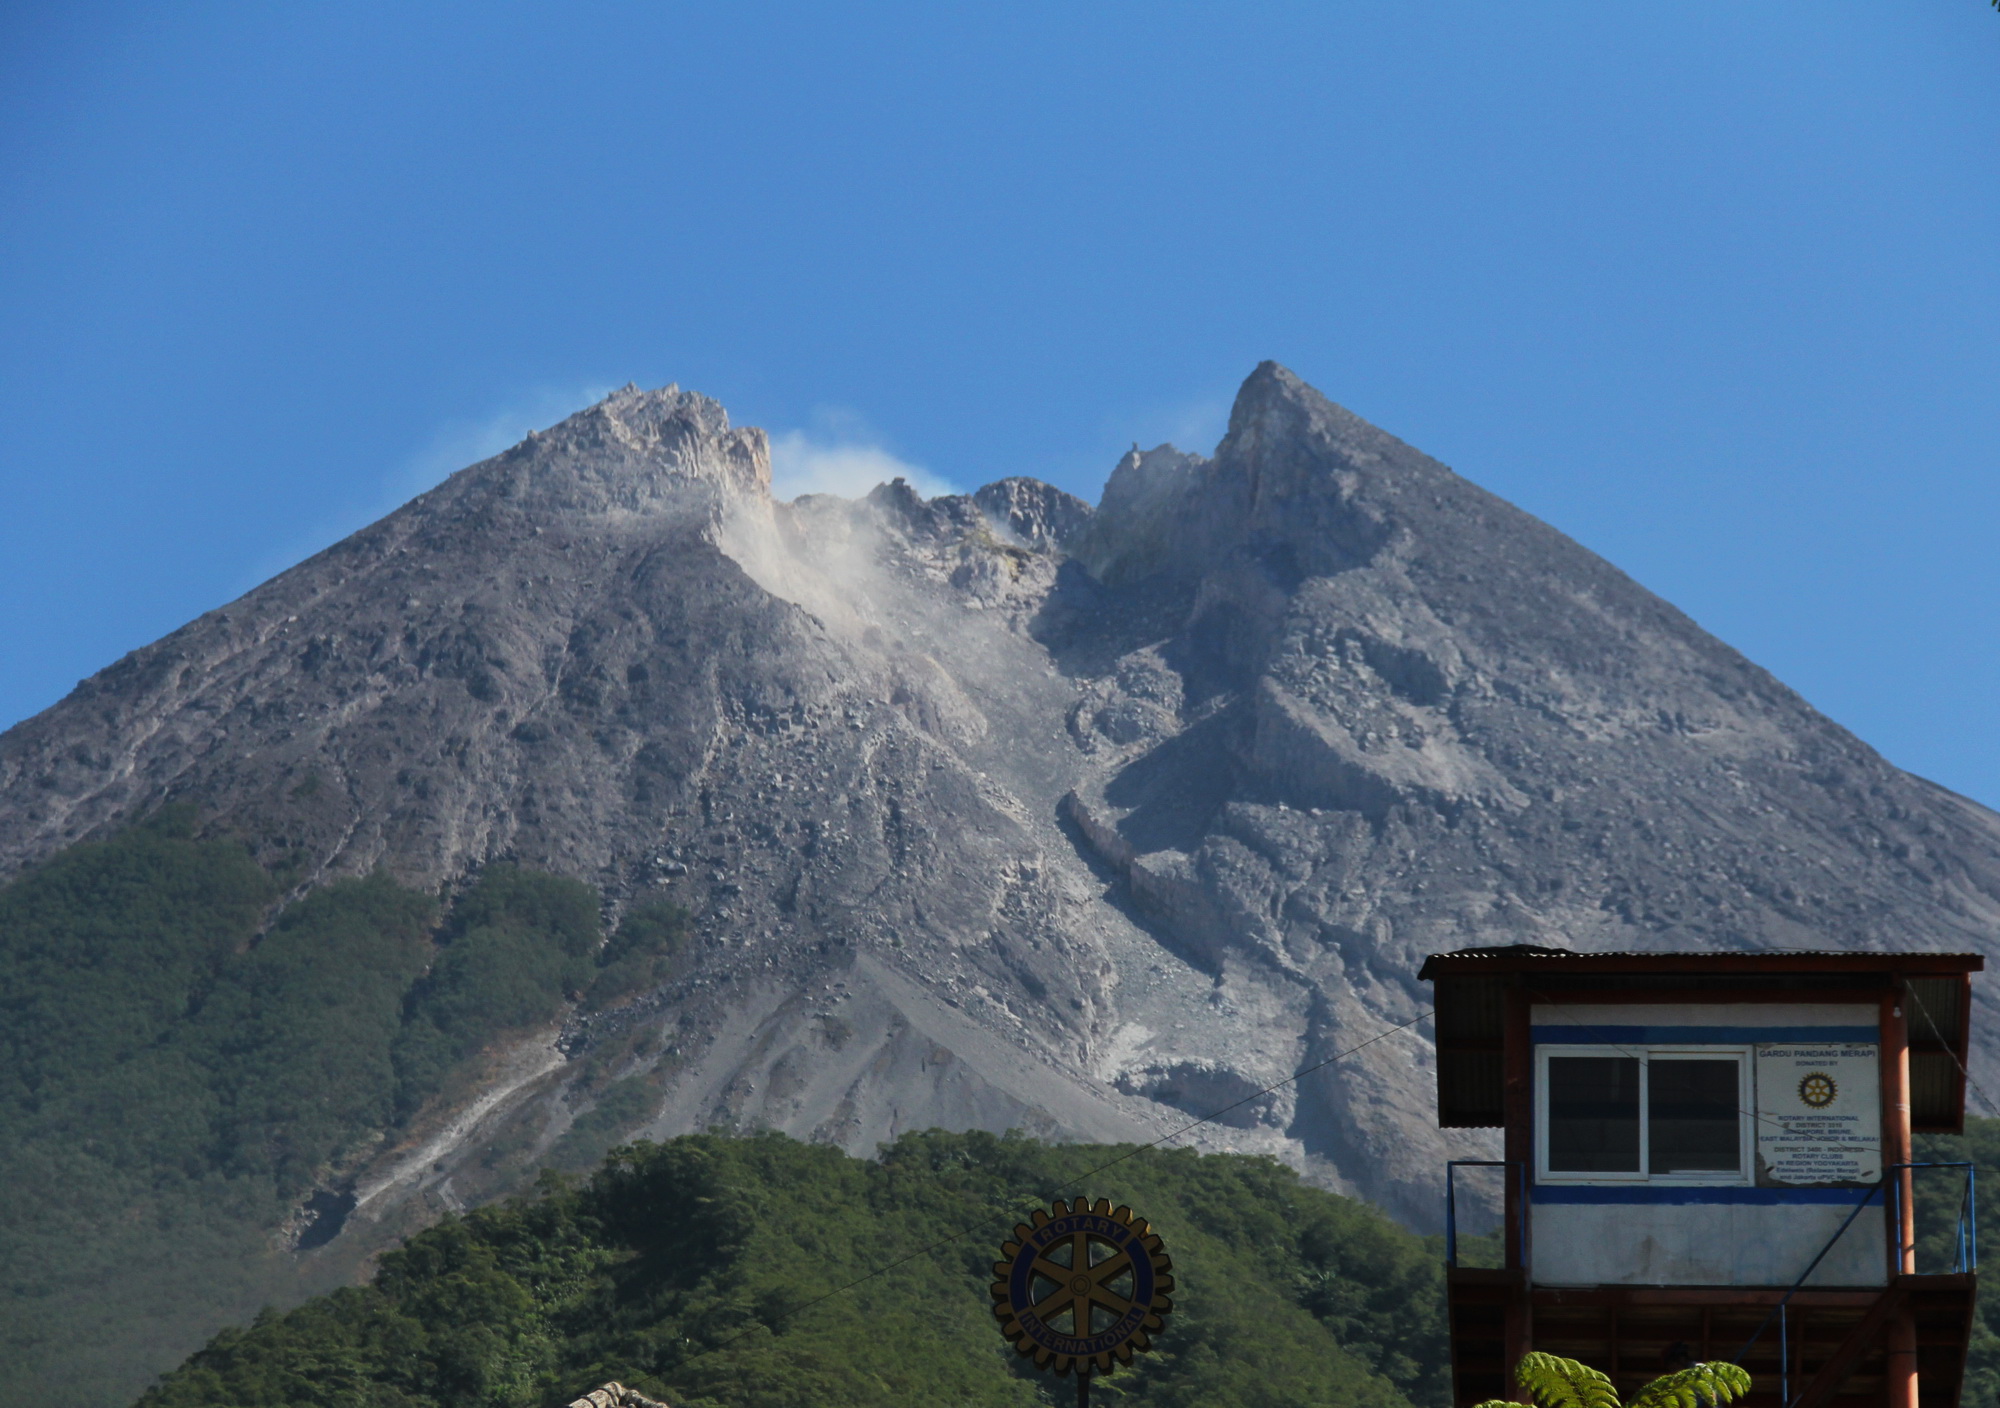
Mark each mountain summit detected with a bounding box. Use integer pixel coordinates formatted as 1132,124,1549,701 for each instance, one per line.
5,362,1999,1243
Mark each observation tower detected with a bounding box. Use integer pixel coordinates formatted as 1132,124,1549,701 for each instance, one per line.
1422,947,1982,1408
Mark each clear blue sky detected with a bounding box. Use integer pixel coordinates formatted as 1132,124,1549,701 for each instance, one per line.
3,3,1997,804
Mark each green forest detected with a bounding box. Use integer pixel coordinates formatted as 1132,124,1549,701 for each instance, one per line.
0,809,686,1408
138,1129,1457,1408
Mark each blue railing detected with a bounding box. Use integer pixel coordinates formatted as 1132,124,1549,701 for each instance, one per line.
1444,1159,1526,1269
1736,1162,1976,1408
1887,1160,1977,1274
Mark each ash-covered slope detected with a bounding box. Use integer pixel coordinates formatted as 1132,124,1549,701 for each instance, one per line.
5,364,1999,1237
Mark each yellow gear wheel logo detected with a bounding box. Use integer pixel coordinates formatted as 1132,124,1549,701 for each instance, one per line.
991,1197,1175,1376
1798,1072,1837,1108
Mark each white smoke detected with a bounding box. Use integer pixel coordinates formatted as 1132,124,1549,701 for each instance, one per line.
767,429,956,502
722,412,978,687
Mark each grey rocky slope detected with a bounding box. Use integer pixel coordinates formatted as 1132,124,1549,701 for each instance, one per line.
5,363,2000,1238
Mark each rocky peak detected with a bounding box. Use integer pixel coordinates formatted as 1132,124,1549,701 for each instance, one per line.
970,477,1094,552
1072,444,1207,584
1219,359,1406,488
425,382,771,525
1070,361,1420,594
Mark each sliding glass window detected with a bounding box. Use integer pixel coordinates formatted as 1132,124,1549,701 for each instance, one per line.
1536,1046,1751,1185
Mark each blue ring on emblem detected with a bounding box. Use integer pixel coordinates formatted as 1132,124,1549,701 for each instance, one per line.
1004,1214,1156,1355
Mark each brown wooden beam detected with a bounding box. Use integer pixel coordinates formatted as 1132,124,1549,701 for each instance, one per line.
1421,953,1982,977
1503,982,1533,1401
1521,987,1891,1008
1531,1287,1884,1309
1884,990,1915,1277
1885,1311,1918,1408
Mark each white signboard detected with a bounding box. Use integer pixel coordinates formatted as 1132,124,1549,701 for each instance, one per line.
1755,1044,1880,1186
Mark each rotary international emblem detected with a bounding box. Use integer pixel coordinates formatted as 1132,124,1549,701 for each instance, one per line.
1798,1072,1837,1108
991,1197,1174,1378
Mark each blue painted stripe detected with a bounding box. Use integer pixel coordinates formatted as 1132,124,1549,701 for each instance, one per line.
1532,1026,1877,1045
1533,1185,1875,1205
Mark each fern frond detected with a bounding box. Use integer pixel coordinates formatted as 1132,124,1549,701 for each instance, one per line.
1628,1362,1752,1408
1515,1351,1622,1408
1471,1400,1519,1408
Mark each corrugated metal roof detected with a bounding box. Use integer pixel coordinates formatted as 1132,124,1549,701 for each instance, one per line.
1425,945,1982,960
1417,946,1983,979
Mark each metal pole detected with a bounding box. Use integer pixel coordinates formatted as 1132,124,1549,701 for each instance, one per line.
1780,1304,1789,1408
1958,1170,1973,1273
1078,1369,1089,1407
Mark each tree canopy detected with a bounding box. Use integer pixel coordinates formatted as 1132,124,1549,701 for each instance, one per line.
140,1129,1458,1408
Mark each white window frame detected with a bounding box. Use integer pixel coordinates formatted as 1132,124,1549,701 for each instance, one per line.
1535,1044,1755,1186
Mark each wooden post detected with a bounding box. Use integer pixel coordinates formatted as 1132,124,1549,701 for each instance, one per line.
1882,989,1915,1275
1609,1307,1621,1395
1883,984,1918,1408
1884,1313,1918,1408
1502,982,1534,1396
